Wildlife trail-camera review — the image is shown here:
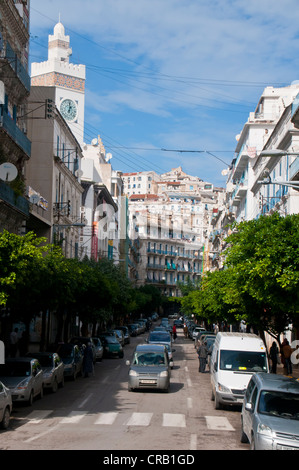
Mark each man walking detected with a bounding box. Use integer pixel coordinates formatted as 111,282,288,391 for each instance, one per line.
197,341,208,373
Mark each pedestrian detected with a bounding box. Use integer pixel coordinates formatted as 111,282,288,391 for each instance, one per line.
172,324,177,341
83,342,94,378
9,327,19,357
280,338,288,369
18,330,29,356
269,341,279,374
197,341,208,373
282,339,293,375
183,324,188,338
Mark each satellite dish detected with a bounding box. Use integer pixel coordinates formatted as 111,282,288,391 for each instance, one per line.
0,163,18,182
221,168,229,176
91,138,98,146
29,194,40,205
105,153,112,162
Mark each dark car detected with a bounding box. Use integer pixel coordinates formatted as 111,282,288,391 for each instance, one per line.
48,343,83,381
99,334,124,358
69,337,97,364
116,326,131,344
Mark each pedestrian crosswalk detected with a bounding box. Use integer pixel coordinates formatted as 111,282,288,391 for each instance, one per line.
19,409,235,431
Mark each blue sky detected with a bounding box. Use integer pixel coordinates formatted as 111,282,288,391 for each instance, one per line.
29,0,299,186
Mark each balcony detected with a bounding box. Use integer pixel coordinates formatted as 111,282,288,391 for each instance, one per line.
0,180,29,217
0,109,31,157
4,41,31,93
289,156,299,180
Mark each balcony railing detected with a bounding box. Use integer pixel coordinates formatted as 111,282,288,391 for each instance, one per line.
0,180,29,217
0,108,31,157
5,41,31,93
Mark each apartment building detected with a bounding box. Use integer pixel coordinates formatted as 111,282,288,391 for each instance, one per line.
0,0,31,234
126,168,225,295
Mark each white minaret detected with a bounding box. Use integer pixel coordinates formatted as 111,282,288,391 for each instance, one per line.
31,21,86,144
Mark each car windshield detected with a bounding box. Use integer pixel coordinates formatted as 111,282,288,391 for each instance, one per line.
258,390,299,420
57,345,74,358
220,350,267,372
133,352,165,366
0,362,31,377
149,333,171,343
103,336,118,344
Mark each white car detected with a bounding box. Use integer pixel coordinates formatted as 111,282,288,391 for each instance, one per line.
0,380,12,430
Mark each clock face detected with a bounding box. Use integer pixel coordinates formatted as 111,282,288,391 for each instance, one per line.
60,99,77,122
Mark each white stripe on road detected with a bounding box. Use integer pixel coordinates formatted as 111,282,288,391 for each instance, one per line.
26,410,53,423
60,411,87,424
205,416,235,431
187,397,193,409
162,413,186,427
190,434,197,450
126,412,153,426
94,412,118,425
78,393,94,409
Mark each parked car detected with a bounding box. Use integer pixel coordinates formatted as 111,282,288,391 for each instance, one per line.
127,323,139,336
26,352,64,393
0,380,12,430
174,319,184,328
99,334,124,358
69,337,97,364
241,373,299,450
210,333,269,409
126,344,171,392
116,326,130,344
0,357,44,406
111,329,125,347
92,337,104,361
192,326,206,341
49,343,83,381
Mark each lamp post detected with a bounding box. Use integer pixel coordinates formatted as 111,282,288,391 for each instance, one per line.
259,149,299,157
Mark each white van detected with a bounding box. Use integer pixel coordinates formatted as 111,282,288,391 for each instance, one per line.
210,332,268,409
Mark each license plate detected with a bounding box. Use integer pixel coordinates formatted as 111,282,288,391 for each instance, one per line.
140,379,156,384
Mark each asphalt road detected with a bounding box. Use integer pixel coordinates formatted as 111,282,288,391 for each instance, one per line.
0,328,248,451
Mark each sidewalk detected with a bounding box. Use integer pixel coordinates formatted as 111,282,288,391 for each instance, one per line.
276,363,299,380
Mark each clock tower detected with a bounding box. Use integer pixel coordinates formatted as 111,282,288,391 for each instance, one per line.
31,21,86,145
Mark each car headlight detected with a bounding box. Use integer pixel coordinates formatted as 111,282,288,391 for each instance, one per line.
159,371,169,377
257,423,274,437
217,383,231,394
16,378,30,390
129,370,138,377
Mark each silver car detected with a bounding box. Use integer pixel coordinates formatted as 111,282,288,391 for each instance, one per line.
0,358,44,406
147,331,174,368
26,352,64,393
0,380,12,430
126,344,171,392
92,337,104,361
241,372,299,450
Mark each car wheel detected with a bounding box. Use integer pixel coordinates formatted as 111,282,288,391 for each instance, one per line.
240,419,249,444
52,379,58,393
0,407,11,430
27,391,34,406
214,393,222,410
250,433,256,450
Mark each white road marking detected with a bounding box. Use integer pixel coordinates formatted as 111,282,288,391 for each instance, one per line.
126,412,153,426
187,397,193,409
25,410,53,423
190,434,197,450
78,393,94,409
162,413,186,427
205,416,235,431
60,410,87,424
94,412,118,425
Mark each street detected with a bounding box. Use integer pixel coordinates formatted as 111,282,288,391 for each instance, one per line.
0,329,248,451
